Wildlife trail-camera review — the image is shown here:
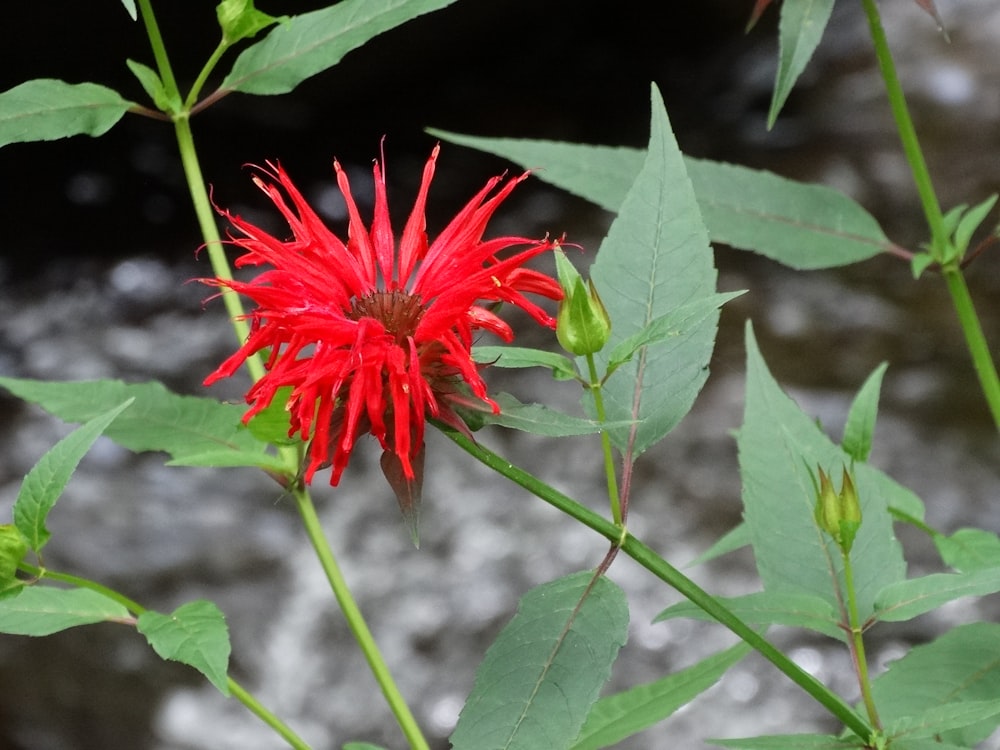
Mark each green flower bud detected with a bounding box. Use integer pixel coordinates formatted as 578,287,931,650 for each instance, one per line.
813,466,863,554
554,250,611,356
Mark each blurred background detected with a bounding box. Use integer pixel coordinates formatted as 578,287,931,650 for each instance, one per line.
1,1,999,748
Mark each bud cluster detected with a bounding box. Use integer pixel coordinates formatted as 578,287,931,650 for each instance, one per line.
814,466,862,554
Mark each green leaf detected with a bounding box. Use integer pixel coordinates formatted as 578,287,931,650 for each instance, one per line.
841,362,888,462
221,0,458,95
244,386,298,446
935,527,1000,572
478,393,633,437
0,526,27,598
427,131,890,270
0,80,135,147
120,0,137,20
472,346,578,381
884,699,1000,741
343,744,389,750
13,399,133,553
951,193,998,262
587,84,718,458
605,291,744,375
216,0,287,45
654,591,842,641
873,568,1000,623
710,734,861,749
686,522,750,567
0,377,285,471
125,59,178,113
910,251,935,279
138,600,231,695
569,642,750,750
738,324,906,617
451,572,628,750
0,586,129,635
871,622,1000,747
768,0,835,128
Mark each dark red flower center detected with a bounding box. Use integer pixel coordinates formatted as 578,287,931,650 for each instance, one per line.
349,290,425,344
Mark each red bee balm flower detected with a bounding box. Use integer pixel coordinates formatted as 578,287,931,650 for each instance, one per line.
204,146,562,522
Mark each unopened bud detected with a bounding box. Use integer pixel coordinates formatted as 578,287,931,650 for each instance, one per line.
814,466,863,554
554,250,611,356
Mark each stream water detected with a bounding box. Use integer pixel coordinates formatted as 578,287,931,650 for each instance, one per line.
1,2,999,749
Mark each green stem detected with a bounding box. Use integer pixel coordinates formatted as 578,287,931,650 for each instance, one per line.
184,40,231,110
136,0,181,104
586,353,623,527
941,267,1000,429
842,551,881,729
290,484,429,750
441,428,872,741
860,0,946,251
18,563,311,749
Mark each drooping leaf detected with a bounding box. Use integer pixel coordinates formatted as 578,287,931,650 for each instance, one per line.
586,84,719,458
478,393,634,437
0,80,135,148
220,0,458,95
871,622,1000,747
841,362,888,462
0,586,129,635
451,572,628,750
686,522,750,567
427,130,891,269
710,734,862,749
472,346,578,381
873,568,1000,623
0,378,285,472
768,0,836,128
137,600,231,695
738,323,906,618
569,642,750,750
935,528,1000,573
654,591,842,641
13,399,133,553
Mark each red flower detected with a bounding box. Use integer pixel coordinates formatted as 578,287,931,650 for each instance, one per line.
204,145,562,515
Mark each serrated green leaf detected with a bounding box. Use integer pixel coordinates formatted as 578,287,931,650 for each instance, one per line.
472,346,578,380
0,526,27,596
0,586,129,635
220,0,458,95
768,0,835,128
428,130,891,270
935,527,1000,572
451,572,628,750
655,591,842,641
244,385,298,446
13,399,133,553
125,59,177,113
569,642,750,750
738,324,906,617
0,377,284,471
871,622,1000,747
710,734,861,749
873,568,1000,623
687,522,750,568
138,600,231,695
586,85,718,458
0,80,135,147
478,393,633,437
885,699,1000,741
841,362,887,462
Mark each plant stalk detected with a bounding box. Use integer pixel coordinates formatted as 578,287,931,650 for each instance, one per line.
841,551,881,729
586,353,623,526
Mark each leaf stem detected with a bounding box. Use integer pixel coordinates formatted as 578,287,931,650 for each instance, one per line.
841,550,881,729
289,483,429,750
586,353,623,526
18,563,311,749
440,428,873,741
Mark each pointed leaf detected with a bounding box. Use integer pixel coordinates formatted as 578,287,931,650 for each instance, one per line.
472,346,578,381
885,699,1000,741
587,85,718,458
0,378,285,471
126,59,178,113
935,527,1000,573
427,131,891,269
13,399,133,553
220,0,458,95
841,362,888,462
0,80,135,147
871,622,1000,748
738,324,906,617
710,735,861,749
479,393,634,437
687,522,750,567
0,586,129,635
451,572,628,750
769,0,836,128
569,642,750,750
120,0,137,20
655,591,842,641
138,600,231,695
873,568,1000,623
